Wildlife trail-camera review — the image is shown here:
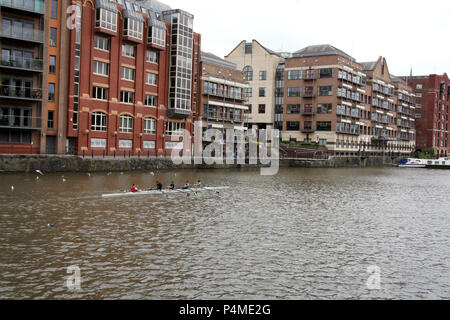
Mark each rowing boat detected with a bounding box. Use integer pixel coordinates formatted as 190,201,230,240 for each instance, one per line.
102,187,230,198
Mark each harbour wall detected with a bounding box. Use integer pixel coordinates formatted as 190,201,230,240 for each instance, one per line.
0,155,402,173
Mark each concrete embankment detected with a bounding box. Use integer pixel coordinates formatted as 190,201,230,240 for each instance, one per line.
0,155,402,173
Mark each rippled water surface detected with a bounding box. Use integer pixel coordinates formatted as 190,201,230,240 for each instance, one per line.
0,167,449,299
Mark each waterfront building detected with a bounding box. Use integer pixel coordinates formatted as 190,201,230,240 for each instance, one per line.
0,0,47,154
64,0,201,156
401,74,450,157
225,40,282,132
198,51,249,141
281,45,415,156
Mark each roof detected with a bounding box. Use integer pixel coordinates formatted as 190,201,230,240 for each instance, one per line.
292,44,354,60
201,52,237,70
225,40,281,58
133,0,171,13
360,61,378,71
390,74,407,85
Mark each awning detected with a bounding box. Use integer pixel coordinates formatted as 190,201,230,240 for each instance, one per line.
123,9,144,22
95,0,118,13
148,11,167,30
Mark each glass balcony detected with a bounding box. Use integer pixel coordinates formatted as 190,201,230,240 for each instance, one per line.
0,26,44,43
0,114,42,129
0,0,45,14
0,84,42,100
0,56,43,72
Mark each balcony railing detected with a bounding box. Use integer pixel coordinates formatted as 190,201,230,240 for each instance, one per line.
302,107,315,115
303,91,315,98
0,0,45,14
0,114,42,129
0,27,44,43
0,85,42,100
302,125,314,133
0,57,43,72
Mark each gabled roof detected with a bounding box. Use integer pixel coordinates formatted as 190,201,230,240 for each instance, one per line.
225,40,281,58
292,44,354,61
201,51,237,69
360,61,378,71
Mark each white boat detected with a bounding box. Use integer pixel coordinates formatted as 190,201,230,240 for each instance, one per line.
399,157,450,169
425,157,450,169
102,186,230,198
398,158,427,168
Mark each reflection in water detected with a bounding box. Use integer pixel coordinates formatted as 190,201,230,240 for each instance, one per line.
0,168,449,299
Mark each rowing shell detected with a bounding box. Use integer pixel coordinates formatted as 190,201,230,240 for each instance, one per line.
102,187,230,198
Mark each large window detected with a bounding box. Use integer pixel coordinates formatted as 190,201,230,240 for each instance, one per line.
94,36,110,51
144,118,156,134
145,94,157,107
287,104,301,114
51,0,58,19
91,112,107,131
121,67,135,81
316,121,332,131
119,115,133,133
259,71,267,81
165,121,185,136
96,8,117,32
146,72,158,86
319,68,333,78
243,66,253,81
149,27,165,47
92,86,108,101
122,44,136,58
120,91,134,104
258,104,266,114
245,88,252,98
286,122,300,131
317,104,332,114
146,50,158,63
319,86,332,96
288,70,302,80
124,18,143,40
93,61,109,76
288,87,302,97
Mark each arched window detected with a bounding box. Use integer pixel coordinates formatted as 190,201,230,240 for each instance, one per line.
144,117,156,134
119,114,133,133
91,112,107,131
243,66,253,81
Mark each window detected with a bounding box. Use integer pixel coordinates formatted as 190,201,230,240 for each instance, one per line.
119,115,133,133
120,91,134,104
415,113,422,119
51,0,58,19
259,71,267,81
287,104,301,114
245,104,252,114
416,84,423,89
243,66,253,81
49,56,56,74
416,93,422,97
245,43,252,54
286,122,300,131
48,83,55,102
93,61,109,76
91,112,107,131
316,122,332,131
288,87,302,97
121,67,135,81
166,121,185,136
50,28,57,46
288,70,302,80
149,27,166,47
48,110,54,129
96,8,117,32
145,94,157,107
319,86,332,96
122,44,136,58
245,88,252,98
317,104,332,114
319,68,333,78
416,104,422,109
259,87,266,97
146,50,158,63
144,118,156,134
146,72,158,86
94,36,110,51
258,104,266,114
92,86,108,100
123,18,143,40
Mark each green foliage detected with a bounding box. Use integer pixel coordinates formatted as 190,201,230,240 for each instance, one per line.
416,148,436,159
281,141,326,148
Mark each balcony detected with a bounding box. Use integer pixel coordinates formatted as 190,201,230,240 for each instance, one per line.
0,56,43,72
0,27,44,44
302,107,315,116
337,125,360,135
202,90,245,101
0,85,42,101
303,73,316,81
302,124,315,133
167,108,191,119
0,0,45,15
303,91,315,98
0,114,42,130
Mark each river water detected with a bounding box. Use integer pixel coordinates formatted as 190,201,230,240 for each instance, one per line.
0,167,449,299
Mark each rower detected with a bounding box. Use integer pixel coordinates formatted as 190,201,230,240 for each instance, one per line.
168,182,175,190
193,180,202,188
182,181,190,190
156,181,163,191
131,184,139,193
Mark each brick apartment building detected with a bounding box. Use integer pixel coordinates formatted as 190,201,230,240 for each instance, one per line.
198,51,248,140
281,45,416,156
401,74,450,157
65,0,201,156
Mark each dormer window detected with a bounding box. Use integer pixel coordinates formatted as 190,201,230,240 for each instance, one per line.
95,0,118,33
147,12,166,48
123,10,143,41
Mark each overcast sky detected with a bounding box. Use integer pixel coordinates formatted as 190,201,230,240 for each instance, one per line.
165,0,450,77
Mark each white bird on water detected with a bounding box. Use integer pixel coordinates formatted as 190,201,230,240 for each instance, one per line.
87,173,91,177
11,186,14,191
36,176,39,181
36,170,44,175
150,172,155,176
62,176,67,182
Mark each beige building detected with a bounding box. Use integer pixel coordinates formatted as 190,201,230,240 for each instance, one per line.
225,40,281,131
